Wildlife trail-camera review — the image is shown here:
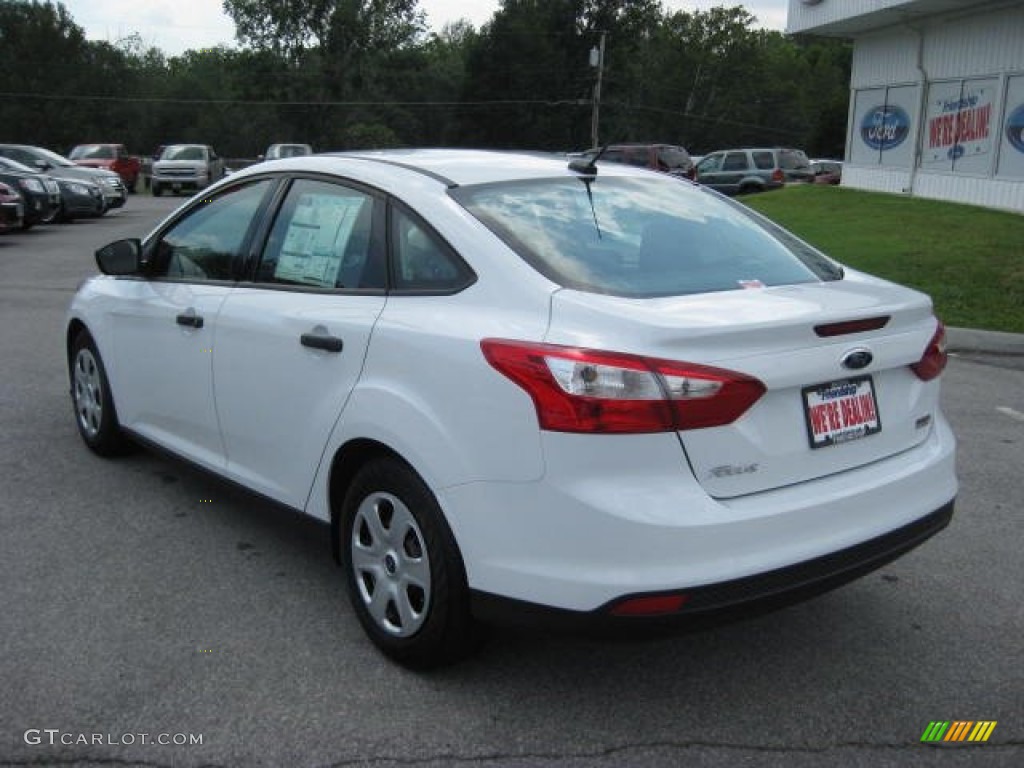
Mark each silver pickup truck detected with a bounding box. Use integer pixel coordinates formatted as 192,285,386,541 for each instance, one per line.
151,144,225,196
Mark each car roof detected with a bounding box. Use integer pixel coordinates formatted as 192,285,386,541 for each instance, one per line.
281,148,651,188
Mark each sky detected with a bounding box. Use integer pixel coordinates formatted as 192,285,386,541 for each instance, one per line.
59,1,789,57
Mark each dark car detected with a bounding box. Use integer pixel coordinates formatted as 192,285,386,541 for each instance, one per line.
811,159,843,185
0,144,127,210
695,147,813,195
0,160,61,230
0,156,104,221
583,143,695,179
0,181,24,233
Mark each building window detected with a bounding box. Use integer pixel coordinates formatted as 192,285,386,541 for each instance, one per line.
997,73,1024,180
850,85,918,168
923,77,999,176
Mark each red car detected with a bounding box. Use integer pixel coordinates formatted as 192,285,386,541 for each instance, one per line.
811,159,843,185
69,144,142,192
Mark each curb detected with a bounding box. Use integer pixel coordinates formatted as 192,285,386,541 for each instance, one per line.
947,326,1024,357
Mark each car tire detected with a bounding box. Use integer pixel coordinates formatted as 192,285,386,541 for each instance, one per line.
341,457,479,668
152,183,162,197
70,331,132,457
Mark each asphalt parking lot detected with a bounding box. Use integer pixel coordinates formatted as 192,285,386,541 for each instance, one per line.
0,196,1021,767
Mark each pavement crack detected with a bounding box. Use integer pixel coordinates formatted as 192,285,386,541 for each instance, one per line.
316,737,1024,766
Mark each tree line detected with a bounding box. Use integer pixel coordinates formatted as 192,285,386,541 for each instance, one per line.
0,0,851,159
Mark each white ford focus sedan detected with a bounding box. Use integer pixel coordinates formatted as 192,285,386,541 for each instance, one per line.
67,149,957,666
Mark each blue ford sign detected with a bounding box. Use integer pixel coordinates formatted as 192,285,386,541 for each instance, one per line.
860,105,911,151
1006,103,1024,154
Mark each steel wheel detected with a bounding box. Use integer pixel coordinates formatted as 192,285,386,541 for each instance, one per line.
73,346,104,439
69,331,131,456
341,457,479,667
350,492,432,637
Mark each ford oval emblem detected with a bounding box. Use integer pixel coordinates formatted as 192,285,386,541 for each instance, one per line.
1006,103,1024,154
842,349,873,370
860,105,911,151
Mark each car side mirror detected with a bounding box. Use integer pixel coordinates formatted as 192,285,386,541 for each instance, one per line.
96,238,144,275
34,160,50,171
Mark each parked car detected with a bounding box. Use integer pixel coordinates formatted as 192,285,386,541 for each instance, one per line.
262,143,314,160
0,158,61,230
0,156,104,221
695,147,813,195
68,149,956,667
811,159,844,185
0,144,126,210
68,143,142,192
0,181,24,233
151,144,225,196
582,143,695,179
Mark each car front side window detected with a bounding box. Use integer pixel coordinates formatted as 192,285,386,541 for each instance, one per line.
152,179,273,281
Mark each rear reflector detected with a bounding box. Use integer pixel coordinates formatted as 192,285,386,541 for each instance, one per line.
610,594,689,616
481,339,765,434
814,316,890,337
911,321,948,381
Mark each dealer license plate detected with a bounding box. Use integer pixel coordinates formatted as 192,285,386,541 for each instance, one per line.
802,376,881,450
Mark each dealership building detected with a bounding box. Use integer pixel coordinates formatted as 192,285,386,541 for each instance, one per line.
788,0,1024,213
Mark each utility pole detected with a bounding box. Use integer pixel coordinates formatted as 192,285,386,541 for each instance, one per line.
589,31,606,148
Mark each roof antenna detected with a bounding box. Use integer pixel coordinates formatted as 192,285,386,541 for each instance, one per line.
568,143,610,175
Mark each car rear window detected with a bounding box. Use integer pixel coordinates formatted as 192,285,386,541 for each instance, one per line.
752,151,775,170
779,150,810,170
451,176,839,298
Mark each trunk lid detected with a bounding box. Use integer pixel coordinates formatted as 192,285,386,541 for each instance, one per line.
546,277,942,498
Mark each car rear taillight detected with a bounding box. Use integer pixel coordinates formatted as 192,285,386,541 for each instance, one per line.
911,321,948,381
481,340,766,434
609,594,688,616
771,168,785,183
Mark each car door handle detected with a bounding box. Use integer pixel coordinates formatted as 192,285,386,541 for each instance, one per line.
300,332,343,353
176,310,204,329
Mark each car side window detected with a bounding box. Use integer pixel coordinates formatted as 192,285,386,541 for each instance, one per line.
752,151,776,170
256,178,383,290
697,154,723,173
153,179,272,281
722,152,748,172
391,206,473,292
624,148,649,167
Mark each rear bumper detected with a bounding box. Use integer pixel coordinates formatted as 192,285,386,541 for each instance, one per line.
442,414,957,614
470,500,953,632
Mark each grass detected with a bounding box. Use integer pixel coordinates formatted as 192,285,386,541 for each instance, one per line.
740,185,1024,333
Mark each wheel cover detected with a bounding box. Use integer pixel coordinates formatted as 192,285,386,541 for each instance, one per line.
350,492,432,637
73,347,103,438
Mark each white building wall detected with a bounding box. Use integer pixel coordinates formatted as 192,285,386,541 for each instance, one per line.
840,5,1024,213
923,9,1024,80
914,171,1024,210
788,0,922,33
851,29,921,88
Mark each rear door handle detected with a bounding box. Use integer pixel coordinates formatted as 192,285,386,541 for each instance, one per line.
300,331,343,353
176,309,204,329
